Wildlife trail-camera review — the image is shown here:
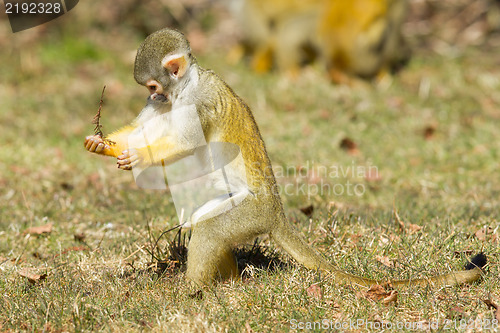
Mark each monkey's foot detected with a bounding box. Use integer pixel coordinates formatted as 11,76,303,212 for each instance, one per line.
117,149,141,170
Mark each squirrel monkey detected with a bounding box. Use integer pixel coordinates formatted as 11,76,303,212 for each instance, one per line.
84,28,485,288
236,0,409,80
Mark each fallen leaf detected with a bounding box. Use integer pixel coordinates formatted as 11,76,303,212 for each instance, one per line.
284,103,296,112
407,223,423,234
348,233,363,245
18,268,47,284
394,210,422,234
306,283,322,299
299,205,314,217
339,137,359,155
482,298,500,322
364,284,390,301
23,223,53,236
375,255,393,267
449,306,465,318
483,298,498,310
475,226,494,241
423,125,437,140
60,246,88,256
382,290,398,305
318,109,330,120
325,300,340,308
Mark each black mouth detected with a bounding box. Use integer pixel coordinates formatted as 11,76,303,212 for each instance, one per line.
149,93,168,103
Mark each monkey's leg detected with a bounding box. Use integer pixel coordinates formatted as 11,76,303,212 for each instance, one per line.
251,45,274,73
186,223,239,286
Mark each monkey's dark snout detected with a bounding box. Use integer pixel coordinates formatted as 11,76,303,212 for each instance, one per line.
150,93,168,103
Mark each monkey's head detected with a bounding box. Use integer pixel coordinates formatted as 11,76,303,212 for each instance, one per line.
134,28,195,101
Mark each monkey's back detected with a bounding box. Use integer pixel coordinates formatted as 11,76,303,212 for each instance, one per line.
196,67,279,197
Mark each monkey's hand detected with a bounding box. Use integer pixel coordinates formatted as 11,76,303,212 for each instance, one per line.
84,135,111,154
117,149,142,171
85,134,122,157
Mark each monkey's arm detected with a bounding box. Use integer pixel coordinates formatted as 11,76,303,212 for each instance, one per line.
84,125,136,158
116,135,196,170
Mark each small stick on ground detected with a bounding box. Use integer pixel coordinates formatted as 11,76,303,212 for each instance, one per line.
92,85,115,144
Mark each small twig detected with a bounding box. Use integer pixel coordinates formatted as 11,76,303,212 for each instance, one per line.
92,86,106,137
92,85,115,144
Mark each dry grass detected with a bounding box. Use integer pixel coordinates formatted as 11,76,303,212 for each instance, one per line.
1,2,500,331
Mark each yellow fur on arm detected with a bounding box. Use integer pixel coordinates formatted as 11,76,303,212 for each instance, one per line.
104,125,137,158
138,136,194,167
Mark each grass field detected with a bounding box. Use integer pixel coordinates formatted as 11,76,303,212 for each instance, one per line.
1,23,500,332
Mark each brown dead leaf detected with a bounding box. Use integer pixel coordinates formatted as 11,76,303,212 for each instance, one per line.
299,205,314,217
60,246,89,256
18,268,47,284
306,283,323,299
394,210,422,234
375,255,393,267
475,226,495,241
348,233,363,245
284,103,296,112
23,223,53,236
339,137,359,155
483,298,498,310
482,298,500,322
318,109,330,120
449,306,465,319
325,300,340,308
364,284,390,301
423,125,437,140
382,290,398,305
407,223,423,234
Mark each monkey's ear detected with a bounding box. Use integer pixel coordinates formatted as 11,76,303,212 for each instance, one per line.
162,53,189,79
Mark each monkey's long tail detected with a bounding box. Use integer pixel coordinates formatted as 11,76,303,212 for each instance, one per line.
270,219,486,290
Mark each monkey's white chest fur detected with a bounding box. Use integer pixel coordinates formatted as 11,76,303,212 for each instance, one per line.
128,102,251,227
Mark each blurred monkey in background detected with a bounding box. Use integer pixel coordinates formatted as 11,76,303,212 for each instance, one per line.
233,0,409,82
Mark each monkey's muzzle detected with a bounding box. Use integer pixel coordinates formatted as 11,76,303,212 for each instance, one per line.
149,93,168,103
